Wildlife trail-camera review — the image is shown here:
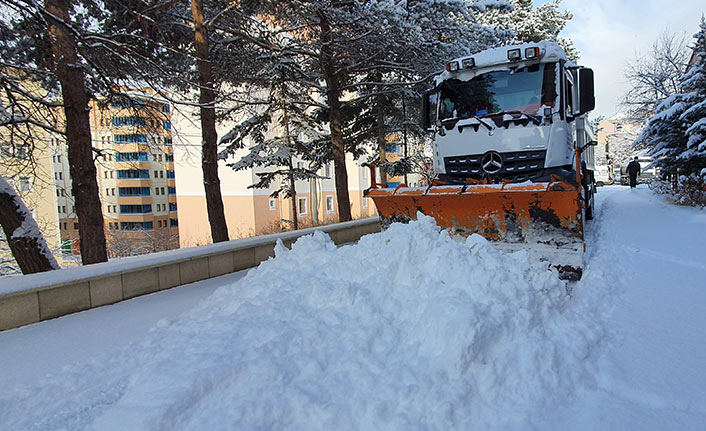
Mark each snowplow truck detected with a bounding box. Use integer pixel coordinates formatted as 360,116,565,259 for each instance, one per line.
366,41,596,280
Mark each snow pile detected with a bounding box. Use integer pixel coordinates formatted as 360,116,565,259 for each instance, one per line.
2,215,605,430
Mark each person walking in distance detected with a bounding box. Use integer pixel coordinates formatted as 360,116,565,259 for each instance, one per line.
626,156,641,188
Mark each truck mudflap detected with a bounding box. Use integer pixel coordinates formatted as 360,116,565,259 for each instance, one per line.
366,179,585,280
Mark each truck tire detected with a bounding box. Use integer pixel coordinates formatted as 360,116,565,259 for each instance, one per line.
585,187,594,220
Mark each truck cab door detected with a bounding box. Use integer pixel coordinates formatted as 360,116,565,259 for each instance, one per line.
422,90,439,132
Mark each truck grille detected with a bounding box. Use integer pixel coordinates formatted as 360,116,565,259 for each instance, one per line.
444,150,547,182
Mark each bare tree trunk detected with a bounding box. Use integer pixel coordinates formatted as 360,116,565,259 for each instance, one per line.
402,96,408,185
318,10,352,222
191,0,229,243
376,84,388,188
0,176,59,274
281,102,299,230
287,156,299,230
45,0,107,265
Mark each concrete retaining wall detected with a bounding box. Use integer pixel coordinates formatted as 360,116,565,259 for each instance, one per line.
0,217,381,332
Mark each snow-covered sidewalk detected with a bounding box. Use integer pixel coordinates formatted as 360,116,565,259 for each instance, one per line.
0,185,704,430
547,185,706,430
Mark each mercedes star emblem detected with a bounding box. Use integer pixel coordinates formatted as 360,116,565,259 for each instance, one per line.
481,151,503,174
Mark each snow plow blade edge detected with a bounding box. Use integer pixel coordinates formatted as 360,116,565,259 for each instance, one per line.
366,182,585,280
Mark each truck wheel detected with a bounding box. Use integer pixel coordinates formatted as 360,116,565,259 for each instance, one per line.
585,188,594,220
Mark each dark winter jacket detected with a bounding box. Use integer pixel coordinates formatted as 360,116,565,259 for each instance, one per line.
626,160,641,175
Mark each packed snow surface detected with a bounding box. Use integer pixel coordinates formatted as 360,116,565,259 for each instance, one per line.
1,186,705,430
1,217,604,430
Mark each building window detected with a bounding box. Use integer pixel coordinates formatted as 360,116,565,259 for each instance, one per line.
117,169,149,179
162,121,171,130
54,172,58,180
111,188,115,195
61,189,65,197
170,218,178,227
154,170,158,178
58,172,62,180
63,222,67,230
113,134,147,143
269,198,276,211
161,187,165,195
74,223,79,229
112,205,117,213
112,116,146,127
107,205,111,213
155,187,160,195
162,104,170,113
159,170,164,178
166,154,174,162
104,171,108,179
16,177,31,192
120,221,153,231
119,204,152,214
297,197,307,216
164,137,173,146
157,220,162,228
168,186,176,195
158,154,162,162
62,206,66,213
119,187,150,196
169,202,177,212
56,189,60,197
106,188,110,196
153,154,157,161
326,195,334,214
325,163,331,178
116,152,148,162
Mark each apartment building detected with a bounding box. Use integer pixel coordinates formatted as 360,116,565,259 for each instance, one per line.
171,105,378,247
53,89,180,257
0,80,62,272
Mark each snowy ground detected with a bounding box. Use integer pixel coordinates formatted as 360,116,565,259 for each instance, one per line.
1,185,704,430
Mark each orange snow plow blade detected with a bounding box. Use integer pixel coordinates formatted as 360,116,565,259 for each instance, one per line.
366,180,585,280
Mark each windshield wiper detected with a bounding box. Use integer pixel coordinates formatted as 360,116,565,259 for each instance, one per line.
457,115,494,132
484,110,542,126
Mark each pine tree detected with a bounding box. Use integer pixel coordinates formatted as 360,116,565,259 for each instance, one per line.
218,34,323,230
636,93,689,177
638,18,706,179
678,17,706,176
478,0,579,60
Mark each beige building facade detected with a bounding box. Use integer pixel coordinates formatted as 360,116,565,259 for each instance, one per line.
171,106,378,247
48,89,180,258
0,80,61,271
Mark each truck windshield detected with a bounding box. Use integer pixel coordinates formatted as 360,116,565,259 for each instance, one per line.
438,63,556,121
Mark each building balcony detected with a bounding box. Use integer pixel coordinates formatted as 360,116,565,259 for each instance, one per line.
118,213,154,223
116,196,152,205
115,161,150,170
116,179,151,188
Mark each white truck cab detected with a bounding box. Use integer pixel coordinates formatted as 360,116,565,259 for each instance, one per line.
422,41,596,190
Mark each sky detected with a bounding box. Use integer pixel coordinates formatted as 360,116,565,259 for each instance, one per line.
553,0,705,119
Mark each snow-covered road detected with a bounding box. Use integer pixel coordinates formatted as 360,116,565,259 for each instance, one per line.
548,185,706,430
1,185,704,430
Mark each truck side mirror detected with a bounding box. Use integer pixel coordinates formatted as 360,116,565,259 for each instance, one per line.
422,90,438,132
578,68,595,115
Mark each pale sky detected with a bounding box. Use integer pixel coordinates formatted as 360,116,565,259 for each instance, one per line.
553,0,705,119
